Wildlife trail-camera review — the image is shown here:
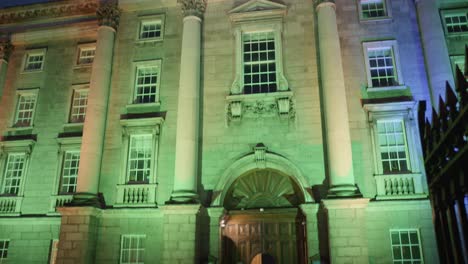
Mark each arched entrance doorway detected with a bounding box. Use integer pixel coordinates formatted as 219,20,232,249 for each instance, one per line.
220,169,308,264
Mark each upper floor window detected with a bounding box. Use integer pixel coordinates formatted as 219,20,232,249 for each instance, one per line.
444,12,468,34
363,40,404,89
76,44,96,66
390,229,423,263
360,0,388,19
13,91,37,128
127,134,152,183
243,31,277,94
377,120,409,174
69,87,89,123
0,239,9,261
137,15,164,42
1,153,26,195
120,234,145,264
133,60,161,104
59,151,80,194
23,49,46,72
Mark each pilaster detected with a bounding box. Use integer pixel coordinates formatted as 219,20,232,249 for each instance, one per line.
170,0,206,203
74,3,120,206
207,207,225,262
0,38,13,100
315,1,359,197
299,203,321,262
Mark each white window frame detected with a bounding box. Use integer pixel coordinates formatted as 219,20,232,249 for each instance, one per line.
137,14,165,42
129,60,162,106
54,137,81,196
120,234,146,264
364,102,422,176
22,48,46,73
357,0,392,22
12,88,39,128
58,150,80,194
75,43,96,67
363,40,404,91
119,118,163,185
0,139,34,197
0,239,9,261
441,9,468,36
389,229,424,263
68,84,89,124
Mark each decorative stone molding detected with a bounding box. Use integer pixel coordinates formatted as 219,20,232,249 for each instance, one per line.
254,143,267,168
96,3,121,30
0,1,98,24
0,40,14,62
178,0,207,18
226,91,295,124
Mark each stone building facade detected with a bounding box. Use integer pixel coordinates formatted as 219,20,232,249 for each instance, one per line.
0,0,464,263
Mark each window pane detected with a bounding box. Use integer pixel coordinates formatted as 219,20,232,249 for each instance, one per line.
60,151,80,194
134,66,159,104
14,94,36,127
367,47,398,88
127,135,152,183
377,120,410,173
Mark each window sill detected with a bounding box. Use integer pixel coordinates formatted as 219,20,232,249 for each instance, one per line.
359,17,392,24
366,85,407,92
73,64,93,69
20,69,44,74
446,32,468,39
125,102,161,114
135,38,163,44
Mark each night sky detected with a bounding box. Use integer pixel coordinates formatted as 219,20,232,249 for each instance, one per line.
0,0,54,8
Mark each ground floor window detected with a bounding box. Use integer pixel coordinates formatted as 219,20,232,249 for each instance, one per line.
120,234,145,264
390,229,423,263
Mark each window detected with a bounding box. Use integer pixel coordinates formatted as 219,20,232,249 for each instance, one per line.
59,151,80,194
127,135,152,183
0,240,9,261
13,92,37,127
1,153,26,195
76,44,96,66
137,15,164,41
132,61,161,104
359,0,388,19
23,49,46,72
377,120,410,173
243,31,277,94
390,229,423,264
120,234,145,264
69,88,89,123
444,13,468,34
363,41,403,89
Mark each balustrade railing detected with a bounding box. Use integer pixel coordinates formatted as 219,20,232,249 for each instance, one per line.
115,183,157,207
0,196,23,215
375,174,425,200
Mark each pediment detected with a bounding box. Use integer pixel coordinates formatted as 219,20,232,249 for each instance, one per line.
229,0,287,22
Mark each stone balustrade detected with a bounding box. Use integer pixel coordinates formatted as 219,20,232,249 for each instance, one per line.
115,183,157,207
48,194,74,214
375,173,426,200
0,196,23,215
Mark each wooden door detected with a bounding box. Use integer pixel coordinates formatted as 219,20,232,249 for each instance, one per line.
221,208,307,264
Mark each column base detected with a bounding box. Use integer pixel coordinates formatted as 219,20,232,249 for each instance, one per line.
169,190,199,204
69,192,106,208
327,184,361,198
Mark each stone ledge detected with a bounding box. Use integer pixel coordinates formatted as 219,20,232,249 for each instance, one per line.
322,198,370,210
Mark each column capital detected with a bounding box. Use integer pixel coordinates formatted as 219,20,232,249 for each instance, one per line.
315,0,336,10
178,0,207,18
0,39,14,62
96,3,121,30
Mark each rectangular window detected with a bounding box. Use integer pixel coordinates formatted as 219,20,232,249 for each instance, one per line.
69,89,89,123
1,153,26,195
14,93,37,127
24,50,45,72
243,31,277,94
127,135,152,183
120,234,145,264
377,120,410,174
139,21,162,40
444,13,468,34
367,47,398,87
390,229,423,263
0,240,9,261
59,151,80,194
77,46,96,65
360,0,387,19
134,65,159,104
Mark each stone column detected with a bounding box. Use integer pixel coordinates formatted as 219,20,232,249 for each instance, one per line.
0,38,13,100
316,0,358,197
414,0,454,110
74,3,120,205
171,0,206,203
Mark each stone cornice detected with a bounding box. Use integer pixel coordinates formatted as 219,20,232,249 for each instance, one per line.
0,39,14,62
96,3,121,30
178,0,207,18
0,0,99,25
